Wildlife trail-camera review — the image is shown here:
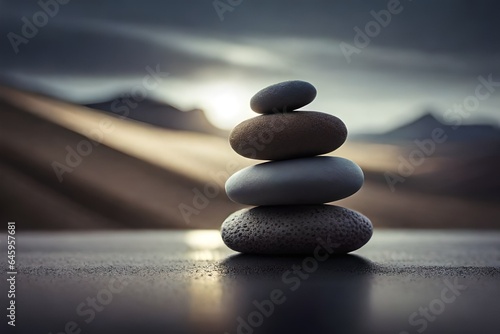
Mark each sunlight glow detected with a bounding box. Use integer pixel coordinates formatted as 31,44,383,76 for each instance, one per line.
199,83,254,130
185,230,223,250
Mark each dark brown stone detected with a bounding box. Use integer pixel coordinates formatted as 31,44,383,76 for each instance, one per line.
229,111,348,160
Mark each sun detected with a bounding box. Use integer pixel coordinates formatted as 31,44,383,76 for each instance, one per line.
201,84,252,130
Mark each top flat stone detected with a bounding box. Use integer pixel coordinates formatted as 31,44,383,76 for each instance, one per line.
250,80,317,114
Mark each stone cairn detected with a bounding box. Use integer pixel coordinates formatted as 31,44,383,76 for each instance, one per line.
221,80,373,255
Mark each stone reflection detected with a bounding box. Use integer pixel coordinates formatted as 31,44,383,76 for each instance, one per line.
219,254,374,334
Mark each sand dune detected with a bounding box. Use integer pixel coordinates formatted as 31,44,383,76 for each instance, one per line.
0,86,499,229
0,86,246,229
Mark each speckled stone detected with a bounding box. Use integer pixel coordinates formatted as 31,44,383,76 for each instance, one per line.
250,80,317,114
221,205,373,255
229,111,347,160
225,156,364,206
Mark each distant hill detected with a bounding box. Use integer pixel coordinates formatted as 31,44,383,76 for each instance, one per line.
2,86,499,229
85,97,228,137
350,111,500,199
353,112,500,143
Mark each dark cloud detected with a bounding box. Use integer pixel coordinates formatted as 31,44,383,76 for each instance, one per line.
3,0,500,52
2,0,499,75
0,21,241,78
1,0,499,132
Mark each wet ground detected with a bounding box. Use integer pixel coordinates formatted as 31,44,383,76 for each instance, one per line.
2,229,500,334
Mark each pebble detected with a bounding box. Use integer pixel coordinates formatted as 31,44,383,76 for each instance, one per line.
225,156,364,206
229,111,347,160
221,80,373,255
250,80,317,114
221,205,373,255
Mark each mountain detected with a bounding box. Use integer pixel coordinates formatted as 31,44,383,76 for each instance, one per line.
350,111,500,200
85,97,228,137
0,85,245,230
1,86,499,230
353,112,500,143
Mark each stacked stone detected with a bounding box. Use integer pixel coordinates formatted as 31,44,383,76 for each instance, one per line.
221,80,373,255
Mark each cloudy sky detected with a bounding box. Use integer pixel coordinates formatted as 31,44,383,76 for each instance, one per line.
1,0,499,133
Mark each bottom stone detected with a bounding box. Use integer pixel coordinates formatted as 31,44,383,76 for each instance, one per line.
220,205,373,255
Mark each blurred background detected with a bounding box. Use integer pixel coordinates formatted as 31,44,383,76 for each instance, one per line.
0,0,499,230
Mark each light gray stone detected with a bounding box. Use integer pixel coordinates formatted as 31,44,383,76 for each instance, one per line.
225,156,364,205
